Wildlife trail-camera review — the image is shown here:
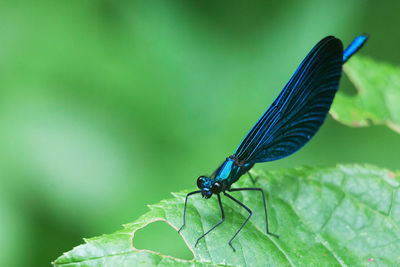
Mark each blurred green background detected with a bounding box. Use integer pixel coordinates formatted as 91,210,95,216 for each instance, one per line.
1,0,400,265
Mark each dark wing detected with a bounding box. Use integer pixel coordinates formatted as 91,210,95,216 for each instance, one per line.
234,36,343,163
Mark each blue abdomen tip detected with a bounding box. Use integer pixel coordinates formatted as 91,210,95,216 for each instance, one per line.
343,34,369,63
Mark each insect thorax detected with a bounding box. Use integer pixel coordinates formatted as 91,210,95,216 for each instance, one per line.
214,156,253,188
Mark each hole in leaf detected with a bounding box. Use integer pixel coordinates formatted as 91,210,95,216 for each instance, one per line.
340,74,358,96
132,221,193,260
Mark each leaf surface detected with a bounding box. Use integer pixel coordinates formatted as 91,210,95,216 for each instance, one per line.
331,56,400,133
53,165,400,266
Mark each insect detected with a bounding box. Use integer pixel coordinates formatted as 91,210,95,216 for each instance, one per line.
178,34,368,251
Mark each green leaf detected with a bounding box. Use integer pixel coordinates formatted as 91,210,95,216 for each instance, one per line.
53,165,400,266
331,56,400,133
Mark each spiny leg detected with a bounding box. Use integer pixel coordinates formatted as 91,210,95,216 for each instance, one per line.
229,188,279,238
195,194,225,247
223,192,253,252
178,190,201,233
247,172,259,185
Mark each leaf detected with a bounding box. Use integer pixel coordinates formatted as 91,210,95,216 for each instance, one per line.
53,165,400,266
331,56,400,133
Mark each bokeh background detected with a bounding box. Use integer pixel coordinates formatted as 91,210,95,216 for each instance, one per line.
1,0,400,265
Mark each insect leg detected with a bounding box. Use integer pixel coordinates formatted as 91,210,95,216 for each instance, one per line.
247,172,259,184
223,192,253,252
229,188,279,238
195,194,225,247
178,190,201,233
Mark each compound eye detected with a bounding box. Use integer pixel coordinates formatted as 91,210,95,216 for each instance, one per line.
197,176,206,189
211,182,221,193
